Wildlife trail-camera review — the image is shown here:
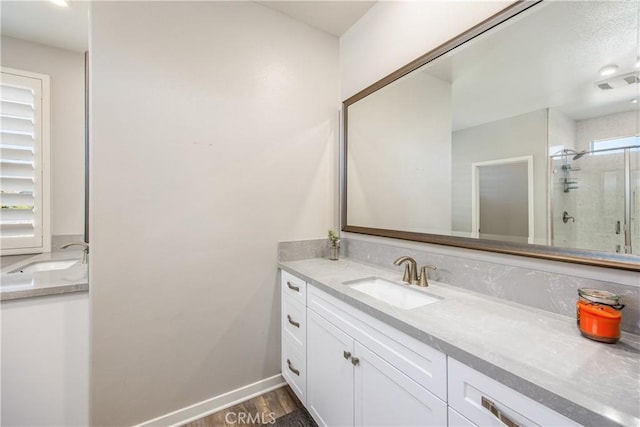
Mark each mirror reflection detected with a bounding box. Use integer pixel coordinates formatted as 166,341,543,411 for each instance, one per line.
1,1,88,259
345,0,640,256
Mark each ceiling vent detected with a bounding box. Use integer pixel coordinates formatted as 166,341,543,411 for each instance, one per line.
596,72,640,91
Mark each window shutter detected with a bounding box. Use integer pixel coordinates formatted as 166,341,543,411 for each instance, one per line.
0,71,45,252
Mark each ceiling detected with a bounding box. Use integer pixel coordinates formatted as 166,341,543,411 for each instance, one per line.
259,1,375,37
420,1,640,130
1,1,89,52
0,1,374,53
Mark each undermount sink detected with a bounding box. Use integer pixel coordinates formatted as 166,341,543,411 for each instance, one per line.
344,277,441,310
8,260,78,275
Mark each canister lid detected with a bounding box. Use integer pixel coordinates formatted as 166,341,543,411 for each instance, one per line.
578,288,621,305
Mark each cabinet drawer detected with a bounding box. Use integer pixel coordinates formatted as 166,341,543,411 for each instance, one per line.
448,358,580,427
282,334,306,405
281,270,306,304
282,293,306,348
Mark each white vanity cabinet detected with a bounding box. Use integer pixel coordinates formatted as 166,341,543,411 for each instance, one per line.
306,284,447,427
281,270,307,404
279,268,583,427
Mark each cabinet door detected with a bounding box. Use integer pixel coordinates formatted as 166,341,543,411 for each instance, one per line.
307,309,354,427
354,342,447,427
448,407,477,427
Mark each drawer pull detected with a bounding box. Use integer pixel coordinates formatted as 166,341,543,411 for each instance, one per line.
287,315,300,328
351,357,360,366
343,351,352,360
286,359,300,376
286,281,300,292
481,396,520,427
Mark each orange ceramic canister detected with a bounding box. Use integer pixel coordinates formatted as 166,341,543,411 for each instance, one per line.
576,299,622,343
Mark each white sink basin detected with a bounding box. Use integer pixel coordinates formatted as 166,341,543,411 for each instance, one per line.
8,260,78,274
344,277,441,310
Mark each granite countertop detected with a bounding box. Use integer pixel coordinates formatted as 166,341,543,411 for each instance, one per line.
1,251,88,301
280,258,640,427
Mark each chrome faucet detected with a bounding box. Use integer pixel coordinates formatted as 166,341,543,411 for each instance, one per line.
393,256,437,287
60,241,89,264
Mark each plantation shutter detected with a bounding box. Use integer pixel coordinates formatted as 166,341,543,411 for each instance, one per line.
0,71,44,251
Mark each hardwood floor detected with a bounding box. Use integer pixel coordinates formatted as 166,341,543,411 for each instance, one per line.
183,385,302,427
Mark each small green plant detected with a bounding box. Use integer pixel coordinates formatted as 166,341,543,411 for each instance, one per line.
328,229,340,247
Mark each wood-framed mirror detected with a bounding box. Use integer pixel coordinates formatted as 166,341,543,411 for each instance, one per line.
342,0,640,271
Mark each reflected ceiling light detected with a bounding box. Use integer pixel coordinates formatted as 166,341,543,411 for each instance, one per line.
599,64,619,77
49,0,69,7
635,57,640,69
632,99,639,104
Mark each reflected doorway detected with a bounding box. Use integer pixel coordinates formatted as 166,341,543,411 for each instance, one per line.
471,156,534,243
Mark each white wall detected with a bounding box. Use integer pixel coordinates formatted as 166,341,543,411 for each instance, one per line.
451,110,548,243
0,293,89,426
548,108,576,153
348,72,451,232
575,111,639,151
1,36,85,237
340,1,512,100
90,2,338,425
548,109,577,247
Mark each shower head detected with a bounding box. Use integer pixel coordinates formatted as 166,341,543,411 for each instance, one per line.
572,150,587,160
554,148,587,160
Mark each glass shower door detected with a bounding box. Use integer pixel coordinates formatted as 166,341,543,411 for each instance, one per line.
551,150,627,253
578,150,626,253
551,144,639,254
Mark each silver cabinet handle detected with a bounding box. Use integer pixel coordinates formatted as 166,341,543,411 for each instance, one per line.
481,396,520,427
287,315,300,328
351,357,360,366
286,359,300,376
343,351,351,360
286,281,300,292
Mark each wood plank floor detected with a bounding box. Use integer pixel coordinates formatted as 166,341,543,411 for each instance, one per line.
183,385,302,427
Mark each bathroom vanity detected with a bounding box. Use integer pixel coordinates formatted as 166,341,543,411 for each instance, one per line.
0,250,88,300
0,251,89,426
279,258,639,427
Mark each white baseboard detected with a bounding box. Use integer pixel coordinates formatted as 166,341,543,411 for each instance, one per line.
134,374,286,427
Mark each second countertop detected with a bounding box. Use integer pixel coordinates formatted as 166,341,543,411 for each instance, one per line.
1,250,88,301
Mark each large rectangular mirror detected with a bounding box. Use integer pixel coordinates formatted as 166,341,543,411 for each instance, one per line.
343,0,640,271
1,1,88,260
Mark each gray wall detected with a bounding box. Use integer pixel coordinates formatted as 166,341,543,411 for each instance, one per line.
90,2,338,425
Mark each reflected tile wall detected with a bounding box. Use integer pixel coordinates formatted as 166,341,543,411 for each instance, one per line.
342,238,639,335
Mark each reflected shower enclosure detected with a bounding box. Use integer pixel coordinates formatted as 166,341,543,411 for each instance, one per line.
550,138,639,255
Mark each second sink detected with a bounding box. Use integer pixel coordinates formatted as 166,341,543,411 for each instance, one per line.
7,260,78,275
344,277,441,310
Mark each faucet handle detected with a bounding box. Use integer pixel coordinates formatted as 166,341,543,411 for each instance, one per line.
418,265,437,287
